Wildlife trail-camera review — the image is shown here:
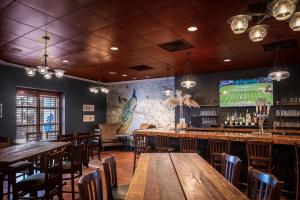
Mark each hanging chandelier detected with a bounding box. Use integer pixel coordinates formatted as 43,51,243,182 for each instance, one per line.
89,68,109,94
181,52,196,89
25,36,65,79
228,0,298,42
163,67,173,96
268,48,290,81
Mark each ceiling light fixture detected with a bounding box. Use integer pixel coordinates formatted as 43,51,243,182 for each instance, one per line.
228,0,298,42
24,35,65,79
163,67,173,97
224,59,231,62
181,51,196,89
187,26,198,32
110,47,118,51
89,68,109,94
109,71,117,75
122,74,127,77
268,48,290,81
62,60,69,63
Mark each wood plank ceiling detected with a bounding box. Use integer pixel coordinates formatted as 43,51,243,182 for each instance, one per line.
0,0,299,82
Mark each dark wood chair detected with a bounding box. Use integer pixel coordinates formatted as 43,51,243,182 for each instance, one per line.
103,155,129,200
247,168,283,200
295,143,300,200
246,140,273,173
76,133,90,167
58,134,75,144
62,144,84,200
132,133,152,173
14,150,64,200
78,168,103,200
88,134,101,160
209,139,231,170
179,137,198,153
221,153,242,187
154,135,175,152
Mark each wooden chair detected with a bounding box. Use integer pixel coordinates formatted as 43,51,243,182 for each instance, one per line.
295,143,300,200
221,153,242,187
88,133,101,160
246,140,273,173
78,168,103,200
154,135,175,152
132,133,151,173
209,139,231,170
62,144,84,200
76,133,90,167
247,168,283,200
179,137,198,153
103,155,129,200
14,150,64,200
58,134,74,143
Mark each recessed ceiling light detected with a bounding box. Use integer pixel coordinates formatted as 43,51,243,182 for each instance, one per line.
122,74,127,77
133,77,136,80
224,59,231,62
146,76,149,79
110,47,118,51
62,60,69,63
109,71,117,75
187,26,198,32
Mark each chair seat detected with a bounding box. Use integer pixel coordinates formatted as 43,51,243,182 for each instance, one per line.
112,185,129,200
3,161,33,173
16,173,45,189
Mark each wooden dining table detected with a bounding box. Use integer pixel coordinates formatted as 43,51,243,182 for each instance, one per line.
126,153,249,200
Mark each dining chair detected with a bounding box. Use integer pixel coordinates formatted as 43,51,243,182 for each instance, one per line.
179,137,198,153
103,155,129,200
78,168,103,200
221,153,242,187
246,140,273,173
14,150,64,200
76,133,90,168
62,144,84,200
209,139,231,170
247,168,283,200
88,133,101,160
132,133,152,173
154,135,175,152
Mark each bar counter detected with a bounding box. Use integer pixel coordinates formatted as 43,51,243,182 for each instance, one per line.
134,128,300,145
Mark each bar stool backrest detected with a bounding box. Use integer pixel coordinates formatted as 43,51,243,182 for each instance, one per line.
247,169,283,200
78,168,103,200
133,134,148,149
179,138,198,153
103,155,118,200
154,136,170,150
221,153,242,187
209,139,231,154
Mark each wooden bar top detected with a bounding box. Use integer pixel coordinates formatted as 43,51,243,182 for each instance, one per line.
134,129,300,145
126,153,248,200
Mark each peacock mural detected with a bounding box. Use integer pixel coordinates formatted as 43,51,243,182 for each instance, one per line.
119,90,137,132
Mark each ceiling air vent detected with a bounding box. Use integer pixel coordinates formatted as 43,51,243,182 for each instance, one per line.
129,65,154,71
263,39,297,52
158,39,193,52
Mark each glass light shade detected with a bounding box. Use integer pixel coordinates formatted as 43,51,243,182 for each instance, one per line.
44,72,53,80
248,25,269,42
268,70,290,81
100,87,109,94
163,89,173,96
228,15,251,34
270,0,296,21
54,69,65,78
89,87,99,93
37,66,49,75
181,80,196,89
25,68,36,77
289,12,300,31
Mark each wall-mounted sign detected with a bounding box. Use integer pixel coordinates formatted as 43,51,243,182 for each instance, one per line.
83,114,95,122
83,104,95,112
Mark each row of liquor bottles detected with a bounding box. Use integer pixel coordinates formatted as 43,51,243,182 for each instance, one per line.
224,110,258,126
276,109,300,117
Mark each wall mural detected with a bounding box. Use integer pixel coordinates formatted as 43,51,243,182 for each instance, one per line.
107,77,175,134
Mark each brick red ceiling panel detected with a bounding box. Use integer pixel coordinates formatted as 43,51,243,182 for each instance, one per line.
0,0,299,82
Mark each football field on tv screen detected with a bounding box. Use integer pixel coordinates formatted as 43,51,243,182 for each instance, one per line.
220,82,273,107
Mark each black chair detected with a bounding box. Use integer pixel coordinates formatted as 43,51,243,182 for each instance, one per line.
76,133,90,168
103,155,129,200
132,134,152,173
247,168,283,200
78,168,103,200
221,153,242,187
88,134,101,160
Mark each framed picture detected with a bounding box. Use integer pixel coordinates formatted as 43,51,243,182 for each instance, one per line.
83,114,95,122
0,103,2,118
83,104,95,112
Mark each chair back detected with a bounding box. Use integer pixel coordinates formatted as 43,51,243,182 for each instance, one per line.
71,144,84,170
295,143,300,200
133,134,148,149
76,133,90,166
246,140,273,172
221,153,242,187
209,139,231,169
78,168,103,200
247,169,283,200
179,137,197,153
103,155,117,200
154,136,170,151
58,134,74,142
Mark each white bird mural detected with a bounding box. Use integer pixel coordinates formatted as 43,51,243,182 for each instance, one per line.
164,90,200,108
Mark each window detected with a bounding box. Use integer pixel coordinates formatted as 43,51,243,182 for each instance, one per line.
16,88,61,141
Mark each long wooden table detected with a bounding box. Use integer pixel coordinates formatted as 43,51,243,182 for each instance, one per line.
126,153,248,200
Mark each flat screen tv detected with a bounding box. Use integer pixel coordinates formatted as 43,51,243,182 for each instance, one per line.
219,77,273,107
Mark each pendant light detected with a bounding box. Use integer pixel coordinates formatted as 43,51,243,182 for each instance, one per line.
228,15,252,34
163,67,173,96
181,52,196,89
25,67,36,77
268,0,296,21
289,11,300,31
89,68,109,94
248,24,269,42
268,48,290,81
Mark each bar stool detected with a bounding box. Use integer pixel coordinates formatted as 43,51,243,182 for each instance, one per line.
247,168,283,200
246,140,273,173
179,137,198,153
154,135,175,152
209,139,231,170
221,153,242,187
132,134,151,173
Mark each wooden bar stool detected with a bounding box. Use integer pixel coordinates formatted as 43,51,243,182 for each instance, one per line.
132,134,151,173
209,139,231,170
246,140,273,173
78,168,103,200
247,168,283,200
221,153,242,187
154,135,175,153
179,137,198,153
